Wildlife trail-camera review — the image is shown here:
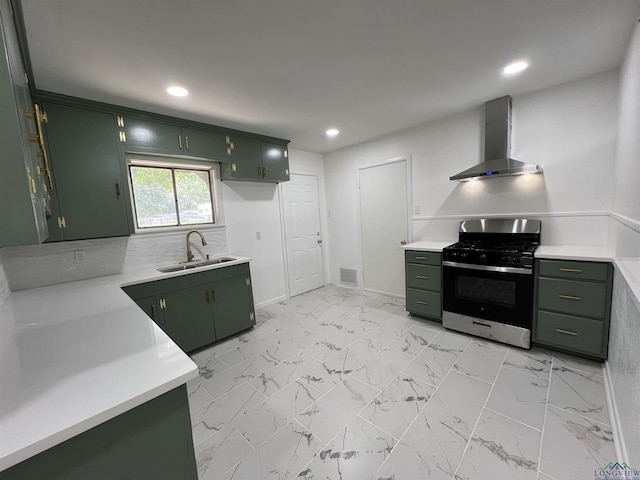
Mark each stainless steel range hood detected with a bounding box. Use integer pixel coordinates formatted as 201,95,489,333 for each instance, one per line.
450,96,543,181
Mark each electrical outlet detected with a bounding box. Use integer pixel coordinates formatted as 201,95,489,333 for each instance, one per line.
256,231,262,240
74,250,85,263
414,205,421,215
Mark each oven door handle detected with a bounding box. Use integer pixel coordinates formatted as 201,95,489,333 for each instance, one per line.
442,261,533,275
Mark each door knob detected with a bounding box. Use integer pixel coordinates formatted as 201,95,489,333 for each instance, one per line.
400,240,407,245
317,239,323,244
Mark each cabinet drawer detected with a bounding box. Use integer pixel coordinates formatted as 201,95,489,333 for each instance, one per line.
406,264,441,291
406,288,441,319
535,310,604,357
405,251,442,266
537,277,607,319
537,259,609,281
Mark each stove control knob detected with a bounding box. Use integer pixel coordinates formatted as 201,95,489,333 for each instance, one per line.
513,257,521,264
450,252,458,260
460,252,468,259
479,253,487,262
500,255,510,264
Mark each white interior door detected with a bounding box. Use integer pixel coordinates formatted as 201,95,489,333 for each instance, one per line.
359,160,409,296
282,174,324,297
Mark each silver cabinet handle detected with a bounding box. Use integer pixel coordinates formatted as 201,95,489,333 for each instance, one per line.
558,294,581,301
416,300,429,305
415,256,428,260
178,135,183,150
556,328,578,336
416,275,429,279
559,268,582,273
185,135,190,151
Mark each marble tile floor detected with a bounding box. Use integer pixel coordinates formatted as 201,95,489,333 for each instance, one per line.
187,285,615,480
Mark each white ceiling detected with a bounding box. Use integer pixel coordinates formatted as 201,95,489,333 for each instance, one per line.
20,0,640,153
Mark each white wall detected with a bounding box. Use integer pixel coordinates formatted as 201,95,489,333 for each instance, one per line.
221,181,287,307
324,71,619,287
606,21,640,467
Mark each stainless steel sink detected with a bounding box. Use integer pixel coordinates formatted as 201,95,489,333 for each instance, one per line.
157,257,235,273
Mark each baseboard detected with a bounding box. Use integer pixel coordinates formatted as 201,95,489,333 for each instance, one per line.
603,360,628,463
255,294,287,310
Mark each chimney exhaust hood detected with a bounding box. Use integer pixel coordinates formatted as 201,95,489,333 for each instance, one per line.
450,95,543,181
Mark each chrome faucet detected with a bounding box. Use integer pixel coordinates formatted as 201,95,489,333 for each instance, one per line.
186,230,207,262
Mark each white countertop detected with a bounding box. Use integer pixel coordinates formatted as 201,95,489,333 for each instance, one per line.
0,256,250,471
535,245,614,262
402,240,454,252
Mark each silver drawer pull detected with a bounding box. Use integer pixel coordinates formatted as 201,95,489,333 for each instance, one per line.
559,268,582,273
558,294,581,301
415,256,428,260
416,300,429,305
416,275,429,279
556,328,579,336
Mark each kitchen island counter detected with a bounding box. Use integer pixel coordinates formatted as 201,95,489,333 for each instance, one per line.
0,255,250,472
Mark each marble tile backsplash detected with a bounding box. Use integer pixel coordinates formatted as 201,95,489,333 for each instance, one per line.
1,227,228,291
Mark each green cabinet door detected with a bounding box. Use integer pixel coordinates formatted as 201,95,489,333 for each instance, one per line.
121,117,182,154
261,142,289,182
220,136,263,180
162,285,216,353
133,294,165,331
44,102,130,240
0,1,49,247
211,273,256,340
181,127,229,160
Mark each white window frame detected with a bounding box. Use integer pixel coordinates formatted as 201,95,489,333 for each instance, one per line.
126,154,224,234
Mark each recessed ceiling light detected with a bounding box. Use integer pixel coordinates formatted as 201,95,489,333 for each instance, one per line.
502,61,529,75
167,86,189,97
326,128,340,138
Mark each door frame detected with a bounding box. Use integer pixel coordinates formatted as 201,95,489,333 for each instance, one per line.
356,155,413,296
278,171,327,298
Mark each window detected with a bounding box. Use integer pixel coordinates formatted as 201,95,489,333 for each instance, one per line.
128,159,217,229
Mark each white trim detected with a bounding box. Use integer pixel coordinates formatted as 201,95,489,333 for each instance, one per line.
603,360,628,463
610,211,640,234
363,287,404,299
255,294,287,310
411,210,610,221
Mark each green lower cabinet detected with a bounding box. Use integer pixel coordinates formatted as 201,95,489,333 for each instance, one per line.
0,385,197,480
211,273,256,340
122,263,256,353
162,284,217,352
133,294,165,331
533,259,613,360
405,250,443,321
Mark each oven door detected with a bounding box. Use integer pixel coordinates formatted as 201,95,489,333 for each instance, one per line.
442,262,534,329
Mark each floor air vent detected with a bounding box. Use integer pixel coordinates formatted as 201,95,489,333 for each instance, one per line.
339,268,358,287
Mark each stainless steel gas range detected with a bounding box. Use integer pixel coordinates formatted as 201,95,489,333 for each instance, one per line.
442,218,541,349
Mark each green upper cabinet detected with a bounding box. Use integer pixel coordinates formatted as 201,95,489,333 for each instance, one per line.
43,102,130,241
220,137,290,183
261,142,290,182
119,116,181,154
118,116,231,161
0,1,49,246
